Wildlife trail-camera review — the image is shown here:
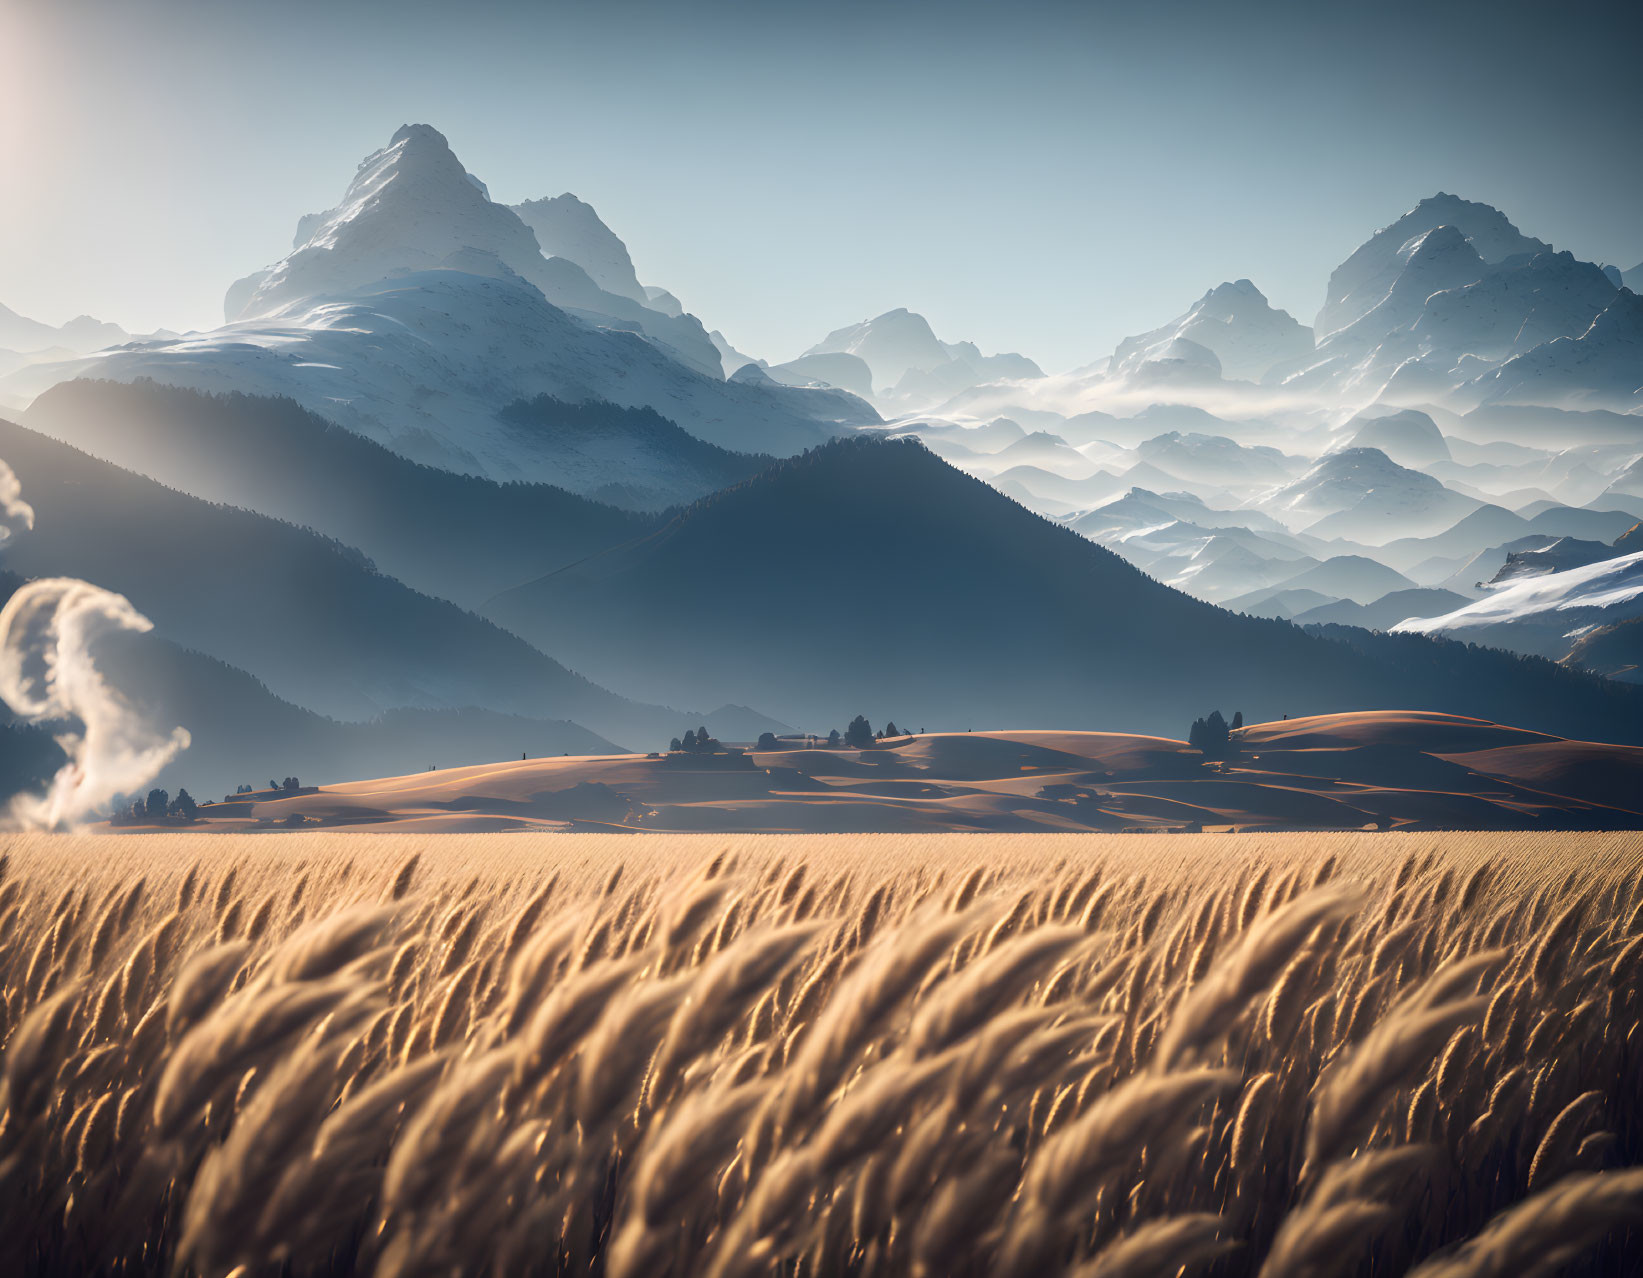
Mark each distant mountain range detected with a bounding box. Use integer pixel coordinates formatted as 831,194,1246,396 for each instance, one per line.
1110,280,1313,384
0,304,134,357
487,434,1643,745
803,308,1043,404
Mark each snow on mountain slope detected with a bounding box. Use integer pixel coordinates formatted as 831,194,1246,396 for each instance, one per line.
1412,251,1620,365
1321,226,1489,356
509,192,646,301
1393,551,1643,654
1,269,864,478
1268,194,1633,409
1111,279,1313,383
1285,246,1630,409
1466,290,1643,411
1432,512,1641,595
1316,193,1549,341
531,256,723,376
1488,537,1622,584
225,124,720,375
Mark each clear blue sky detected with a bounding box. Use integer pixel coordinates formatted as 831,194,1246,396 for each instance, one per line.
2,0,1638,371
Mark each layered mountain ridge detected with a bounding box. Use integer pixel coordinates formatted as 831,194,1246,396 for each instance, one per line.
486,434,1643,745
3,134,1641,816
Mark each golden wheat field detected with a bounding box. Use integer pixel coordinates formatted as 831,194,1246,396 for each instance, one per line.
2,830,1642,1277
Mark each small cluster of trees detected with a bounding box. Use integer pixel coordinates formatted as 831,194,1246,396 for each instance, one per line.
1188,709,1243,758
669,728,722,753
736,718,920,753
114,787,198,824
818,717,912,749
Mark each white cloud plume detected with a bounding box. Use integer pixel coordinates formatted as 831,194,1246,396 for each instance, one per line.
0,577,190,829
0,458,33,545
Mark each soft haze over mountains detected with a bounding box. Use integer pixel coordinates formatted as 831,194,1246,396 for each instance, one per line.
2,110,1641,814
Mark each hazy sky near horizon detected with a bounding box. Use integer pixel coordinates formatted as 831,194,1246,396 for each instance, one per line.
2,0,1639,372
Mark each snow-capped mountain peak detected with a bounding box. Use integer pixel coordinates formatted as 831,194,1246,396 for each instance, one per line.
1316,193,1548,341
1402,193,1549,261
226,123,551,322
1110,278,1313,383
226,124,729,375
